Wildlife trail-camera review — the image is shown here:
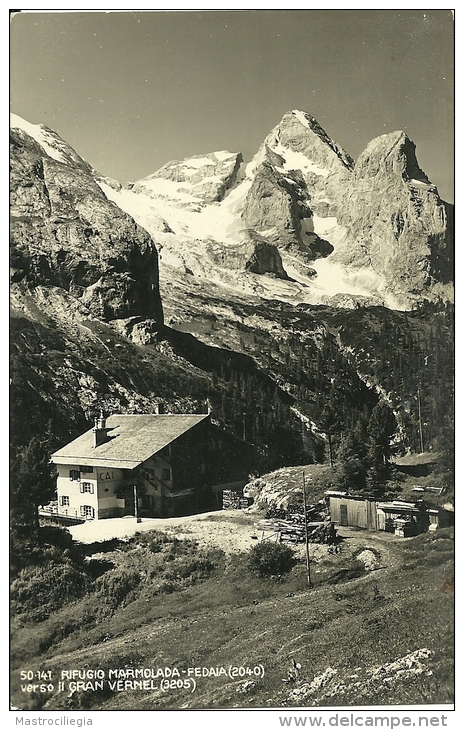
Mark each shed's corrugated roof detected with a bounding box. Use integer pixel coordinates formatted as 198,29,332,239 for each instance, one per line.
377,502,420,513
51,414,209,469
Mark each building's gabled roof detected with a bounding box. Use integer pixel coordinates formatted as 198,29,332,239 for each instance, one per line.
50,414,210,469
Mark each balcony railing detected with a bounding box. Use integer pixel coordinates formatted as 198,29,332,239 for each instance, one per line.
38,503,93,521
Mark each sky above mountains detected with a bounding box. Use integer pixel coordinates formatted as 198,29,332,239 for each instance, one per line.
10,9,454,202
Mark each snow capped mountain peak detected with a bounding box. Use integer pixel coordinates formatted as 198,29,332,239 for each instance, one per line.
11,111,452,312
261,110,354,179
131,150,243,207
11,113,66,163
10,112,90,172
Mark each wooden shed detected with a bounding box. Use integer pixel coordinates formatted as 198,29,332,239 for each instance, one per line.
326,491,378,530
327,491,453,536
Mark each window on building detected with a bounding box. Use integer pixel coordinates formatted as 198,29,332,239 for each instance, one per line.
163,468,171,482
80,482,94,494
69,470,80,481
80,465,94,474
80,505,95,519
60,495,70,506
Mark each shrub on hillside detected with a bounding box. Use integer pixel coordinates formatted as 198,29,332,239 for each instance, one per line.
163,553,219,583
38,525,75,551
10,524,84,578
10,560,88,621
131,531,171,553
247,541,296,577
94,567,141,608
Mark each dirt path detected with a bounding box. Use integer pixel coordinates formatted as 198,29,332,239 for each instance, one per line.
69,510,262,554
335,526,404,570
69,511,404,570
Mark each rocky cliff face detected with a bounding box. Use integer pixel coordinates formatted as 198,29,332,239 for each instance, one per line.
242,156,312,251
241,111,352,261
205,232,289,279
10,119,164,326
334,131,453,304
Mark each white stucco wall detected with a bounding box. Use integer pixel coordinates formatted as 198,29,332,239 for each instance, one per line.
56,464,99,519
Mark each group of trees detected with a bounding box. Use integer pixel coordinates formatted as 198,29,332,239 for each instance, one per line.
212,365,308,469
329,304,454,456
331,401,398,497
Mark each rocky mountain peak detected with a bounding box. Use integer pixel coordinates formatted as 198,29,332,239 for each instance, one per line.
239,110,355,266
334,129,452,304
262,109,354,176
354,130,432,186
10,114,92,175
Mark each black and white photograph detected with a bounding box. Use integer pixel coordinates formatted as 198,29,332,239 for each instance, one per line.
9,8,455,720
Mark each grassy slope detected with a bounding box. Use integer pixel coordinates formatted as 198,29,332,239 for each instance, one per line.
10,522,454,711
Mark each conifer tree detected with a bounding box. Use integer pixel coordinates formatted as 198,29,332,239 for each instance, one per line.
364,402,397,496
10,438,56,537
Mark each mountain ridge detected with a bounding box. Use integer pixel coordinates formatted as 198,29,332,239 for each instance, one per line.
11,110,453,311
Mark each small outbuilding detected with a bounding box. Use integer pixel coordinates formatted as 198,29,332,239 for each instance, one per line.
326,491,378,530
326,491,452,536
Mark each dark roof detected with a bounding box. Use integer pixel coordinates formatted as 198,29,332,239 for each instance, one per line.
51,414,209,469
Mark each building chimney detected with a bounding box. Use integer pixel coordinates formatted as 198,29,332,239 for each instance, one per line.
93,409,110,448
96,409,106,430
154,402,164,415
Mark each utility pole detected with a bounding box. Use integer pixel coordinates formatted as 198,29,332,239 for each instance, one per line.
417,388,424,453
302,472,313,589
134,482,141,523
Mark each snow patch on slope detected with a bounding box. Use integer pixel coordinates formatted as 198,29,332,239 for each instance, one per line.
312,214,347,245
292,109,313,129
100,169,402,309
130,177,201,206
11,114,71,165
271,142,330,178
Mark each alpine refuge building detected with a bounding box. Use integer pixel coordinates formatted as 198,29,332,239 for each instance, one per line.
49,410,254,521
